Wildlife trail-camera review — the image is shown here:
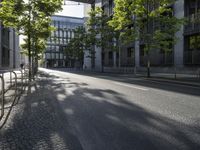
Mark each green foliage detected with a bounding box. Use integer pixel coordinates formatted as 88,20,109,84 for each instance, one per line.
21,37,47,60
65,26,86,61
0,0,62,58
109,0,184,53
0,0,62,79
86,7,120,57
0,0,62,78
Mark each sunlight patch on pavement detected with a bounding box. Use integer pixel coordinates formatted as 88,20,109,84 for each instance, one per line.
57,93,67,101
64,108,74,115
50,133,68,149
83,93,104,101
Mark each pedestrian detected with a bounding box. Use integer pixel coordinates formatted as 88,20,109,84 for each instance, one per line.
20,63,24,69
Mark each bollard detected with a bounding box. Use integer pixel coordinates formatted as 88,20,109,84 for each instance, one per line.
20,70,24,94
10,71,12,86
174,67,177,79
11,71,17,97
134,66,137,75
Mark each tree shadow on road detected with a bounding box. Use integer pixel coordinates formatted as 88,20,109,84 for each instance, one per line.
0,71,200,150
59,84,200,150
51,69,200,96
0,72,83,150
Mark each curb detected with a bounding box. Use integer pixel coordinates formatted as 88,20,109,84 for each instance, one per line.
144,77,200,88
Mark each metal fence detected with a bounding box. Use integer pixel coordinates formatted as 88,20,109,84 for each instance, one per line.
0,69,29,128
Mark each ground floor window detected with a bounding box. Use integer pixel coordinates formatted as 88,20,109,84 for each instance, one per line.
184,34,200,65
2,47,10,67
139,44,173,66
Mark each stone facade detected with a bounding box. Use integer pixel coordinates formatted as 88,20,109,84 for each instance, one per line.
83,0,200,73
0,25,20,70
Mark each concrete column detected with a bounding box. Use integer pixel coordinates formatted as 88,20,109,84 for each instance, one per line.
174,0,184,67
94,46,102,72
15,34,20,68
83,50,92,70
94,0,102,72
0,0,1,68
135,40,140,67
113,51,117,67
63,60,65,67
9,28,14,68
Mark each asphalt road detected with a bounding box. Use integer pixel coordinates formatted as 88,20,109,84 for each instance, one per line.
41,68,200,150
1,68,200,150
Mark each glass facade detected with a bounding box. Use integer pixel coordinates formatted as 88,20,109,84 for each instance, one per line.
184,0,200,65
45,15,84,68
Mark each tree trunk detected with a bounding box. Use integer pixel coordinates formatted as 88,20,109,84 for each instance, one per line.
28,0,32,82
147,45,151,78
28,33,32,82
147,56,151,78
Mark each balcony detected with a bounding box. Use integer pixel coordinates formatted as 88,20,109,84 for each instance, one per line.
184,13,200,35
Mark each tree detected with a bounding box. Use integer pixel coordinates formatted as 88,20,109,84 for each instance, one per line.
0,0,62,81
86,7,119,70
65,26,86,68
109,0,184,77
21,37,47,74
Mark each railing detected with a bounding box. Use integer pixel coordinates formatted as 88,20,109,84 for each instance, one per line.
0,69,28,129
0,75,5,120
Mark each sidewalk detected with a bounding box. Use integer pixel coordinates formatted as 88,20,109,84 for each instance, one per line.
45,68,200,87
135,72,200,87
0,71,83,150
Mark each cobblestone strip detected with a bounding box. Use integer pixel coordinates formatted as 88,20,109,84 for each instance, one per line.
0,73,83,150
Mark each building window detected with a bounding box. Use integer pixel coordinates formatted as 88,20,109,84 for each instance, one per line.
127,47,134,58
184,34,200,65
109,0,114,16
186,34,200,51
2,47,10,67
108,51,113,59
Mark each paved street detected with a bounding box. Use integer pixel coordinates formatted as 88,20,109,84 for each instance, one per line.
0,68,200,150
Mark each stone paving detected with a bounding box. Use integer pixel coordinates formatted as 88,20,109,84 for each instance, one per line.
0,72,83,150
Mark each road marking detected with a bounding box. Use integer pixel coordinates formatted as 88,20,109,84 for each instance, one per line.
112,82,149,91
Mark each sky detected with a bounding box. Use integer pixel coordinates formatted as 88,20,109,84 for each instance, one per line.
20,1,84,44
23,0,84,17
55,1,84,18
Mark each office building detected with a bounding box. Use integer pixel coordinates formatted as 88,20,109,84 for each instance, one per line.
70,0,200,73
0,25,20,70
44,15,84,68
